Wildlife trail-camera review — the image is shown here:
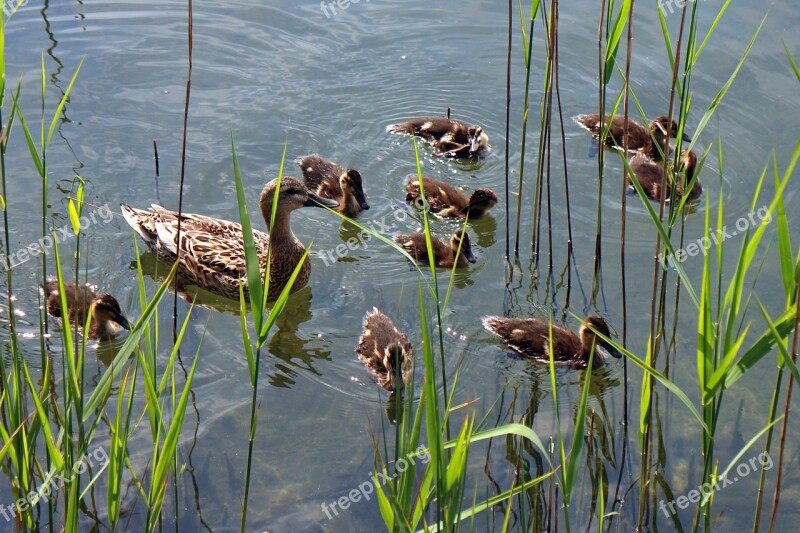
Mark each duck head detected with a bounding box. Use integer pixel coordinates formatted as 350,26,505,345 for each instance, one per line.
451,229,477,264
462,189,499,218
652,116,692,143
339,169,370,211
579,315,621,362
467,125,491,156
91,294,131,336
383,342,410,391
260,177,339,218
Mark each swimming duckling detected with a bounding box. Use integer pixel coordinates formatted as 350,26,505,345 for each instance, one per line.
404,175,498,219
628,149,701,202
387,117,491,158
43,281,131,340
482,314,621,369
573,114,690,160
356,308,414,392
297,154,370,217
393,229,476,268
121,177,339,302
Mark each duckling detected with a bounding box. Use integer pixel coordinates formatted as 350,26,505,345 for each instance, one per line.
393,229,476,268
404,175,498,219
121,177,339,302
628,149,701,202
356,308,414,392
387,117,491,158
482,314,621,369
43,281,131,340
573,114,690,160
297,154,370,217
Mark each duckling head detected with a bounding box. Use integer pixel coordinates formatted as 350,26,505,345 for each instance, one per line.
383,343,409,391
467,125,491,156
677,149,701,200
462,189,498,218
652,116,691,143
91,294,131,336
339,169,370,211
260,177,339,219
579,315,621,363
451,229,477,264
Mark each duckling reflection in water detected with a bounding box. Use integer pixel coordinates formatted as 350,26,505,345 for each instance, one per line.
43,281,131,340
482,315,621,369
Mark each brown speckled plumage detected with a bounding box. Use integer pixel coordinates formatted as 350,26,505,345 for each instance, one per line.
298,154,370,217
405,175,497,219
43,281,131,340
121,177,338,302
573,114,690,160
356,308,413,391
482,315,621,369
393,229,477,268
628,149,701,202
387,117,491,158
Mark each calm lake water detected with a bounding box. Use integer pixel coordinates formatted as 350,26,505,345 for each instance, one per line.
2,0,799,530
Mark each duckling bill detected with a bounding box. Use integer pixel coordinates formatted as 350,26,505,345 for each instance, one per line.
356,308,413,392
298,154,370,217
482,314,621,369
405,175,497,219
43,281,131,340
393,229,476,268
121,177,338,302
387,117,490,158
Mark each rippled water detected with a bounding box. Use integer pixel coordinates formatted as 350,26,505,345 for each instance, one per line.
1,0,799,530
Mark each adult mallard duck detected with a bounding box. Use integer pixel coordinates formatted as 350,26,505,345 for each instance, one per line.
356,308,414,392
628,149,701,202
404,175,498,219
121,177,338,302
387,117,491,158
393,229,476,268
482,314,621,369
297,154,370,217
43,281,131,340
573,114,690,160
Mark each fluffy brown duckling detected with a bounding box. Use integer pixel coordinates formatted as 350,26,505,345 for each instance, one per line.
393,229,477,268
43,281,131,340
404,175,498,219
482,314,621,369
297,154,370,217
387,117,491,158
628,149,701,202
356,308,414,392
573,114,690,160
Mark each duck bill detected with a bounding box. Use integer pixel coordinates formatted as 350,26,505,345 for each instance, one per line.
305,192,339,209
115,314,132,331
463,248,477,264
355,190,370,210
681,132,692,142
604,344,622,359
